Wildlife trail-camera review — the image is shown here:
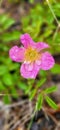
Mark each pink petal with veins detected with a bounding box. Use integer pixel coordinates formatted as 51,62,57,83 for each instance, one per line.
9,46,25,62
20,33,35,48
20,62,41,79
36,42,49,51
41,52,55,70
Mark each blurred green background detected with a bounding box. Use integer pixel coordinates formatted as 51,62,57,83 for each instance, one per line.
0,0,60,104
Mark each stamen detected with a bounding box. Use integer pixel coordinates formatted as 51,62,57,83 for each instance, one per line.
24,46,39,62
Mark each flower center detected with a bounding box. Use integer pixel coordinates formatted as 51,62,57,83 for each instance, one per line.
24,47,39,62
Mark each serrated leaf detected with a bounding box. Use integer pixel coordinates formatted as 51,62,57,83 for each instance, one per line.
45,96,58,110
35,93,43,111
44,86,57,94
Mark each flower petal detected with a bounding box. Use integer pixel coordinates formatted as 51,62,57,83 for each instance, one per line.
20,33,35,48
9,46,25,62
20,62,41,79
35,59,41,66
36,42,49,51
41,52,55,70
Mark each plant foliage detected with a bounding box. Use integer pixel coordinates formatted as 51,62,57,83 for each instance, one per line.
0,0,59,111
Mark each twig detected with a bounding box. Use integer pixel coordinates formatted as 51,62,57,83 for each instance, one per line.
53,24,60,41
46,0,60,46
55,121,60,130
47,112,58,125
46,0,60,25
42,106,58,125
2,100,31,110
9,109,34,130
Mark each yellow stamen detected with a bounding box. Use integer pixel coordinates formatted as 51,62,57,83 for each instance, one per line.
24,46,39,62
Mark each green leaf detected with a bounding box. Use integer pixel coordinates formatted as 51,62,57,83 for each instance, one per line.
18,82,27,91
35,93,43,111
10,87,18,98
8,63,19,71
2,31,21,42
0,81,6,91
53,3,60,17
25,85,32,94
40,70,47,77
29,0,34,3
3,95,10,104
51,64,60,74
3,18,15,30
0,15,7,24
37,78,46,88
25,79,35,94
43,28,53,38
0,65,8,75
29,89,36,100
0,14,15,31
2,73,13,86
45,10,54,24
45,96,58,110
44,86,57,94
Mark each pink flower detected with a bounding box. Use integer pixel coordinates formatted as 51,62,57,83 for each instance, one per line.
9,33,55,79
